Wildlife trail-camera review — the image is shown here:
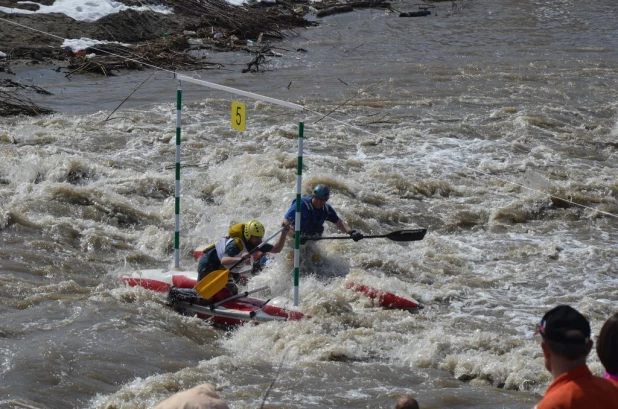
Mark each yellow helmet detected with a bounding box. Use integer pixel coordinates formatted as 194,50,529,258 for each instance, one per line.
244,220,265,241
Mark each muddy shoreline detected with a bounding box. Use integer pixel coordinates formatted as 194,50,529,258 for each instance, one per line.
0,0,316,65
0,0,319,115
0,0,458,116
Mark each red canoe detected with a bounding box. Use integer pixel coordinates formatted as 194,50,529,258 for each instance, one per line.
120,269,306,327
344,282,422,311
192,248,423,313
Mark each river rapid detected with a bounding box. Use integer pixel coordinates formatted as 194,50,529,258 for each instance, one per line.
1,0,617,408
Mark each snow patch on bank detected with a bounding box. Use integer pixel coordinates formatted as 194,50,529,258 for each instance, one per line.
0,0,172,22
62,38,130,52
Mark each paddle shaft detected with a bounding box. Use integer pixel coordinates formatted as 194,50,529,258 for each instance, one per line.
306,228,427,242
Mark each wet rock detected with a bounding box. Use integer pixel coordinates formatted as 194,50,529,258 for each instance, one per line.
316,5,353,18
399,10,431,17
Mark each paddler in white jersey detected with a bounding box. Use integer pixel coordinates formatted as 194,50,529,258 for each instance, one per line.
197,220,289,296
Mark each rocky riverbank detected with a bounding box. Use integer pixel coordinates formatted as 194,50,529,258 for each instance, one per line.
0,0,465,115
0,0,319,115
0,0,315,67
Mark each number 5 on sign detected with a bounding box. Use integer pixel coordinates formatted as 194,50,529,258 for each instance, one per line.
231,101,246,131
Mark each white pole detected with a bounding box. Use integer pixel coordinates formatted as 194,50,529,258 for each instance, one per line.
176,75,303,111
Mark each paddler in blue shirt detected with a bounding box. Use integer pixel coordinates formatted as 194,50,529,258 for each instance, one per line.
281,184,363,243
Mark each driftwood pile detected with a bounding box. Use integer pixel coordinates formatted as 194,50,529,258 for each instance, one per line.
315,0,390,18
65,36,222,77
162,0,313,40
60,0,315,76
241,45,290,73
0,79,54,117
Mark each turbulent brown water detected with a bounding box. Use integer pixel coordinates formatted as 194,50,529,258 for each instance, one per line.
1,0,617,408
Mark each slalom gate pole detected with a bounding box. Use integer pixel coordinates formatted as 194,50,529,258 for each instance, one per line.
174,81,182,269
172,75,306,296
293,122,304,306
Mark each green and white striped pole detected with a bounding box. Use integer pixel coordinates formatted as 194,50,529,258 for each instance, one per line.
293,121,304,306
173,74,306,298
174,82,182,269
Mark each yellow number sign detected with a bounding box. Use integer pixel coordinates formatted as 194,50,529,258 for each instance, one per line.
231,101,246,131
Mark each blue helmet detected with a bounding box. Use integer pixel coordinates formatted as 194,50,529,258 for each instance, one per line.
313,184,330,200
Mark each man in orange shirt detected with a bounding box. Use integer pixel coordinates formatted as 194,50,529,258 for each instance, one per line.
535,305,618,409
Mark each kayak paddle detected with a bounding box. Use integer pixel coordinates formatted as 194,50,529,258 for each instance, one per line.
306,228,427,242
194,226,285,299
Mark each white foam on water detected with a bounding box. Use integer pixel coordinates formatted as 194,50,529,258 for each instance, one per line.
612,117,618,138
2,28,618,404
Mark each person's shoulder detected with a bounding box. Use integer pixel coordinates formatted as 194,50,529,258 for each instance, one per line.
224,238,242,253
300,196,313,209
261,243,274,252
585,374,618,396
324,203,339,219
288,196,310,208
540,372,618,409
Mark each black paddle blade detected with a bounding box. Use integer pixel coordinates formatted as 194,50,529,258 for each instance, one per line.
383,229,427,242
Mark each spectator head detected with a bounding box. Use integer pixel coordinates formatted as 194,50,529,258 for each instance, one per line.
395,395,420,409
538,305,593,374
596,312,618,376
153,383,229,409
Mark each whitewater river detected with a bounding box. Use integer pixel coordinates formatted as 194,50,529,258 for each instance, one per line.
1,0,617,407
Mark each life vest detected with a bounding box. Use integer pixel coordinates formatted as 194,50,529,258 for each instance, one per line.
200,223,246,254
299,196,334,235
213,237,251,274
228,223,246,244
200,223,249,274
